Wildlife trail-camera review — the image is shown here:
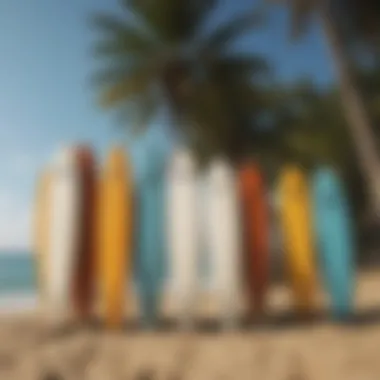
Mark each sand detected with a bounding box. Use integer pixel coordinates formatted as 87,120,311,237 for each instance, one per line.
2,271,380,380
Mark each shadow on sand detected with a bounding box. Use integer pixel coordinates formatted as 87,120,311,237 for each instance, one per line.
44,305,380,341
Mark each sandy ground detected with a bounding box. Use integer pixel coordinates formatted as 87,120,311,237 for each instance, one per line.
2,272,380,380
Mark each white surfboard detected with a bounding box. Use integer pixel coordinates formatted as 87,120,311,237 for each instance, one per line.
46,146,81,320
197,174,210,291
166,148,199,328
206,158,241,328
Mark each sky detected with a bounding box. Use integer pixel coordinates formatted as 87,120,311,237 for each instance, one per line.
0,0,334,251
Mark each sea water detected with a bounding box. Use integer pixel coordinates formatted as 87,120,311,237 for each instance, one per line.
0,252,38,313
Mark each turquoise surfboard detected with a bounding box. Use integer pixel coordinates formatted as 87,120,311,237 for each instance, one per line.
311,166,355,320
135,149,166,327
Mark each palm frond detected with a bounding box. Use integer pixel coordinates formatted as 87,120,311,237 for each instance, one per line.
93,34,157,58
115,90,160,134
335,0,380,48
97,64,157,108
91,64,133,86
208,55,270,82
90,13,130,35
91,12,158,58
122,0,217,43
289,0,315,39
200,10,264,54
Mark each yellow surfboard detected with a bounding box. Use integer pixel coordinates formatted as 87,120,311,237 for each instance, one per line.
277,165,316,313
97,147,132,328
33,170,52,300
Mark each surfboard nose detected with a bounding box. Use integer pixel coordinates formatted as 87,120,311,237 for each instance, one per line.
171,148,195,171
239,163,262,190
209,158,234,183
53,146,78,169
169,149,197,184
313,167,339,188
75,145,95,166
281,165,304,183
142,148,166,182
106,146,127,173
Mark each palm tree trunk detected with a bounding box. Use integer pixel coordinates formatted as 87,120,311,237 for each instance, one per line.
319,0,380,213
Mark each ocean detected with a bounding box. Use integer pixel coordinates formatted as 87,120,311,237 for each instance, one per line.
0,253,38,313
0,253,36,293
0,252,209,314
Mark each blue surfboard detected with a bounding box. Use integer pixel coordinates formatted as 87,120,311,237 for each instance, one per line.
135,148,167,327
311,166,355,320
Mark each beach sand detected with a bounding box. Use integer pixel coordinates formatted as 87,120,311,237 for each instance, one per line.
2,271,380,380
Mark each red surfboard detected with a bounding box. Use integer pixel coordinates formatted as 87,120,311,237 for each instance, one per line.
72,145,97,320
238,162,269,316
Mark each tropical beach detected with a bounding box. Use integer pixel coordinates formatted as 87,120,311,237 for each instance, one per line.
0,271,378,379
1,0,380,379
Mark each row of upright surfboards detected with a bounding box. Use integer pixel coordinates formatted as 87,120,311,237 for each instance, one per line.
34,144,355,329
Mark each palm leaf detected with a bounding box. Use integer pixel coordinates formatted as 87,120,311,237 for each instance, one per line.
93,33,157,58
208,55,270,82
123,0,217,43
200,10,264,54
90,13,130,35
115,90,160,134
91,64,134,86
98,64,157,107
289,0,315,39
91,11,158,57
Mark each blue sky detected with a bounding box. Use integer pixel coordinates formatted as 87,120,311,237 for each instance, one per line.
0,0,334,250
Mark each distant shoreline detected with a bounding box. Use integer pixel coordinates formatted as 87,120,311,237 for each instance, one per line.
0,251,32,256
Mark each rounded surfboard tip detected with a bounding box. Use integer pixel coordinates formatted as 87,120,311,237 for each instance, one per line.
170,148,196,171
105,146,129,174
312,166,341,190
279,164,306,183
208,158,234,183
239,162,264,191
53,146,78,168
75,145,95,165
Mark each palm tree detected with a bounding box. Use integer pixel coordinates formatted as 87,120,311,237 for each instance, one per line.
90,0,268,163
266,0,380,212
263,79,366,233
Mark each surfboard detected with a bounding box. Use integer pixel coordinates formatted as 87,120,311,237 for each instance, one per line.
268,188,286,284
206,158,241,328
311,166,355,319
238,162,269,316
33,169,52,302
136,148,166,327
197,175,210,290
97,147,132,328
46,147,81,320
166,148,199,328
71,146,97,321
277,165,317,314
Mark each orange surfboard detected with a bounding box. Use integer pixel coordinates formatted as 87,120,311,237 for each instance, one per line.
71,146,97,320
277,165,316,313
97,147,132,328
238,162,269,316
33,169,52,301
